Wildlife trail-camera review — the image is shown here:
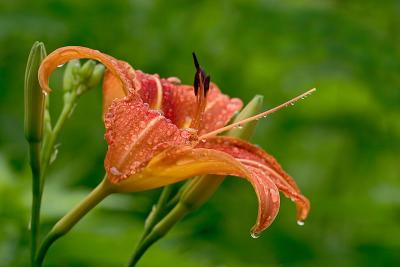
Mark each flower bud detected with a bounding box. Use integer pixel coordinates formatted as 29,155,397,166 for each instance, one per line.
87,64,105,88
63,59,81,92
24,41,47,143
179,95,264,210
79,60,96,80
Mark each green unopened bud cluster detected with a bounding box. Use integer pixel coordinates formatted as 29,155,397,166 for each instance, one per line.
63,59,105,98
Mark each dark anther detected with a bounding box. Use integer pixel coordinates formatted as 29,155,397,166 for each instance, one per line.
204,75,210,95
192,52,200,70
192,52,211,96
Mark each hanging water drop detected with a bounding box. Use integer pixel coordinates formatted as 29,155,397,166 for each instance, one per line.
250,231,260,239
57,64,64,68
290,103,295,106
297,220,305,226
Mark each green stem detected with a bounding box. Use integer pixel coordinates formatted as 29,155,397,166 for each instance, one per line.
40,92,77,189
135,185,174,248
35,177,113,267
126,203,188,267
29,142,41,266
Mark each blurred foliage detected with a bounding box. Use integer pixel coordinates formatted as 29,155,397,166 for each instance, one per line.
1,0,400,266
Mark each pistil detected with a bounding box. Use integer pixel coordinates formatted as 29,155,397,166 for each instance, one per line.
200,88,316,139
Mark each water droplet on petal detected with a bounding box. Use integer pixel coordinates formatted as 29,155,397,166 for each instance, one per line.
270,188,279,203
297,220,305,226
250,231,260,239
110,166,122,176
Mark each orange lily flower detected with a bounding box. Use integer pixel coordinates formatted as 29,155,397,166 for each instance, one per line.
38,47,312,236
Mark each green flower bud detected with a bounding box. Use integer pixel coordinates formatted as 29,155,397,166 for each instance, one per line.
179,95,264,210
79,59,96,80
24,41,47,143
87,64,105,88
63,59,81,92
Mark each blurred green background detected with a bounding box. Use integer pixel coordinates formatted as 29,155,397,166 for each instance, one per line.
1,0,399,266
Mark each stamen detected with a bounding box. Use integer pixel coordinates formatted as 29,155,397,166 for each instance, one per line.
190,52,210,129
150,75,163,110
200,88,316,139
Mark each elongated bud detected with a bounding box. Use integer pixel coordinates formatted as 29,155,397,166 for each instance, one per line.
79,59,96,80
24,41,47,143
179,95,264,210
63,59,81,92
87,64,105,88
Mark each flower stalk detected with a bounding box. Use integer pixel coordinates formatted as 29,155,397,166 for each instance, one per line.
36,177,114,266
24,41,47,266
127,95,264,267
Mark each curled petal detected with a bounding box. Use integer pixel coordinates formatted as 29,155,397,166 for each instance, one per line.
104,92,196,183
38,46,137,95
197,136,310,222
103,69,126,116
116,147,280,234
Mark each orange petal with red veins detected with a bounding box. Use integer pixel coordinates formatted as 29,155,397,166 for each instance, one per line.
104,92,196,183
197,136,310,222
134,71,243,130
116,147,280,234
38,46,137,95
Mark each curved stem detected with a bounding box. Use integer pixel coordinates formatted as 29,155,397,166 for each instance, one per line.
141,185,173,240
126,203,188,267
40,92,78,190
29,142,41,266
35,177,114,267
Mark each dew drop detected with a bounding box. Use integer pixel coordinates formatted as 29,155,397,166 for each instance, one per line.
237,125,243,129
290,103,295,106
42,90,48,96
297,220,305,226
57,64,64,68
110,166,122,176
270,188,279,203
263,115,267,118
250,231,260,239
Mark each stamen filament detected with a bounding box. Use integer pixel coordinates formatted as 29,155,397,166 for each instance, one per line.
200,88,316,139
151,76,163,110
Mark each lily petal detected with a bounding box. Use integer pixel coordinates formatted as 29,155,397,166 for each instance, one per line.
104,92,196,183
131,70,243,131
197,136,310,222
116,146,280,234
38,46,137,95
